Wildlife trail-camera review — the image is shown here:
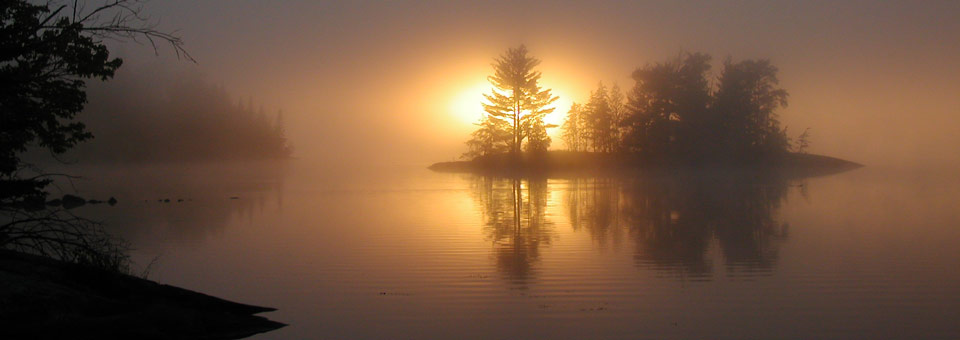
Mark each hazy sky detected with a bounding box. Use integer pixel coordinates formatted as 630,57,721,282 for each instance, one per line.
103,0,960,167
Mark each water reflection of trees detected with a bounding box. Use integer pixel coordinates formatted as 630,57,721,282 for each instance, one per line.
470,176,553,285
566,178,626,250
471,169,793,283
568,170,791,279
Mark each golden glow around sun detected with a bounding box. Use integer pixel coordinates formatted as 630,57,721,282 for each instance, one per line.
448,81,575,138
545,91,573,129
448,81,490,125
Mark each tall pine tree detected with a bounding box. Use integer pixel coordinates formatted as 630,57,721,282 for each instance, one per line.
585,83,614,152
481,45,558,154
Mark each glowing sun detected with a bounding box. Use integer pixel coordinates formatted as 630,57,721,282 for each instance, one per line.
448,81,490,125
448,81,574,132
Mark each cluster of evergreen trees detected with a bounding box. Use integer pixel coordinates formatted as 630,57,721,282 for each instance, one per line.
67,75,293,162
560,83,627,153
465,47,808,164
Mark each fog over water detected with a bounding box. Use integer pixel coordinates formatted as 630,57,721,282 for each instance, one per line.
11,1,960,338
57,160,960,339
91,0,960,168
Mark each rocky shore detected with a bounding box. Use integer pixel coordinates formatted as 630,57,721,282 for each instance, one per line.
0,250,284,339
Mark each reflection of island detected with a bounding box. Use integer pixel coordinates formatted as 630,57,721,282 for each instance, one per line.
470,176,553,285
619,170,790,279
566,177,626,250
571,170,792,279
471,169,795,283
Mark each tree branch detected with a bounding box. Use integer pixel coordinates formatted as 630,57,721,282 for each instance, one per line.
40,0,195,63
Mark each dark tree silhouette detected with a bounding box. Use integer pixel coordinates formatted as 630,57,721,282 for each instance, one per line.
525,115,554,152
1,0,188,268
608,83,627,149
463,114,511,159
70,75,292,162
598,53,795,163
459,50,809,166
0,0,189,205
584,82,615,152
480,45,558,154
620,52,713,159
562,83,624,153
560,103,585,152
794,128,811,154
714,59,790,160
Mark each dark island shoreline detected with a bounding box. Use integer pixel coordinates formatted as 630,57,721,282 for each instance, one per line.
430,151,862,179
0,249,285,339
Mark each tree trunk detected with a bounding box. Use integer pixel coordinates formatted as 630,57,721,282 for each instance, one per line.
513,88,521,155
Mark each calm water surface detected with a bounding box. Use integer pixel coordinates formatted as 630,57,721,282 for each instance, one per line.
63,161,960,339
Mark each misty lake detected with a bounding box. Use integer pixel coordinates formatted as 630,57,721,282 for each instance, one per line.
59,161,960,339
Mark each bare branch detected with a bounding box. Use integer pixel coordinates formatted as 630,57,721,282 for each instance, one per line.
40,0,196,63
40,5,68,26
1,206,128,272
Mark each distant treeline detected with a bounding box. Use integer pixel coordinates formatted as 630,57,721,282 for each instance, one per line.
465,49,810,165
63,74,292,163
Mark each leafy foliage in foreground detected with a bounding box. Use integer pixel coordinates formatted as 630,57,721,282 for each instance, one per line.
1,0,188,203
0,0,186,268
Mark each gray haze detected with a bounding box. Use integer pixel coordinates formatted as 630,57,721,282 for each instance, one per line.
97,0,960,167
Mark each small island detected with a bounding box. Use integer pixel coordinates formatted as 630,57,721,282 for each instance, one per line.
432,46,860,177
430,151,861,178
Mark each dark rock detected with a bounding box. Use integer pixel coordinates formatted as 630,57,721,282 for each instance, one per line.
177,199,184,202
21,196,46,211
61,195,86,209
46,199,62,207
88,199,104,204
229,196,240,200
163,199,170,203
0,250,285,339
108,197,118,206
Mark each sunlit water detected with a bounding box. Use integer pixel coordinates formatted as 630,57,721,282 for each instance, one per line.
58,161,960,339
